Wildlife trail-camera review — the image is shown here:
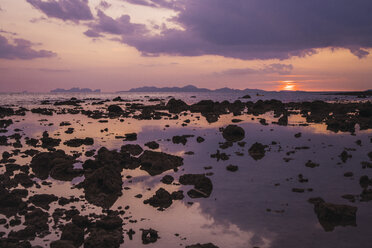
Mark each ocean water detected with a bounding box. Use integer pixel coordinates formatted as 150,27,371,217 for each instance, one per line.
0,91,364,107
0,91,371,248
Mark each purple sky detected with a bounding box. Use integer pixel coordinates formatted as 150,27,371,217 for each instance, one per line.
0,0,371,92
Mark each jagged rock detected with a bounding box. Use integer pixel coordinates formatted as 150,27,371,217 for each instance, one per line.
309,197,357,231
179,174,213,198
30,150,82,181
144,188,173,210
139,150,183,176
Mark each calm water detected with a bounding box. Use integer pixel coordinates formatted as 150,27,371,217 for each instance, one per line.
0,92,371,248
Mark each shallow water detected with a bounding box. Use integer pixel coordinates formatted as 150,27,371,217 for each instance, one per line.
0,93,371,248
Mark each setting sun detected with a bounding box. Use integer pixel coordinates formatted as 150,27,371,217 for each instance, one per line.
280,81,297,91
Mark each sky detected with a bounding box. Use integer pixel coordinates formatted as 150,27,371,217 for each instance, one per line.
0,0,372,92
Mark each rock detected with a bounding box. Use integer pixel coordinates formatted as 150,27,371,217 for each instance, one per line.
305,160,319,168
0,186,27,217
210,150,229,161
124,133,137,141
294,132,302,138
139,150,183,176
84,214,124,248
171,190,184,200
172,135,194,145
145,141,160,149
82,164,123,209
278,114,288,126
248,142,267,160
242,94,251,99
222,125,245,142
161,175,174,184
226,165,238,172
121,144,143,156
141,229,159,244
166,98,188,113
344,172,354,177
179,174,213,198
186,243,219,248
196,136,205,143
309,197,357,231
107,105,123,114
144,188,173,210
28,194,58,210
51,240,76,248
41,131,61,148
61,223,84,247
30,150,82,181
63,137,94,147
340,150,352,163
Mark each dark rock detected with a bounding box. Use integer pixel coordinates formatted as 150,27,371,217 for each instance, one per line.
161,175,174,184
84,214,124,248
144,188,173,210
309,197,357,231
63,137,94,147
28,194,58,210
50,240,76,248
121,144,143,156
30,150,82,181
248,142,267,160
196,136,205,143
226,164,238,172
139,150,183,176
222,125,245,142
166,98,188,113
172,135,194,145
179,174,213,198
82,164,123,209
141,228,159,244
171,190,184,200
107,105,123,114
186,243,219,248
305,160,319,168
41,131,61,148
145,141,160,149
61,223,84,247
124,133,137,141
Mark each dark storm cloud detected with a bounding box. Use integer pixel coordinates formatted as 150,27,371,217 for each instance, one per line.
0,35,56,59
27,0,93,22
117,0,372,60
221,64,294,76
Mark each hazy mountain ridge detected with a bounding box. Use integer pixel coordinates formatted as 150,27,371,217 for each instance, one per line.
120,85,267,93
51,87,101,93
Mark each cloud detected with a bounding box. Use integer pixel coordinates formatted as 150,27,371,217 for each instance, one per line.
0,35,56,60
0,29,18,36
27,0,93,22
84,29,103,38
87,10,147,36
38,68,70,72
221,64,293,76
97,1,111,10
123,0,181,10
100,0,372,60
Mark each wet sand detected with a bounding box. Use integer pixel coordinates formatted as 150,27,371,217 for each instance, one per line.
0,94,371,248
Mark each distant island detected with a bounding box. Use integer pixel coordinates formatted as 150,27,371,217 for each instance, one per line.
119,85,266,93
51,87,101,93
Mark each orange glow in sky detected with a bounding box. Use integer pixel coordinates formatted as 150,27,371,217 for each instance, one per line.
279,81,297,91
